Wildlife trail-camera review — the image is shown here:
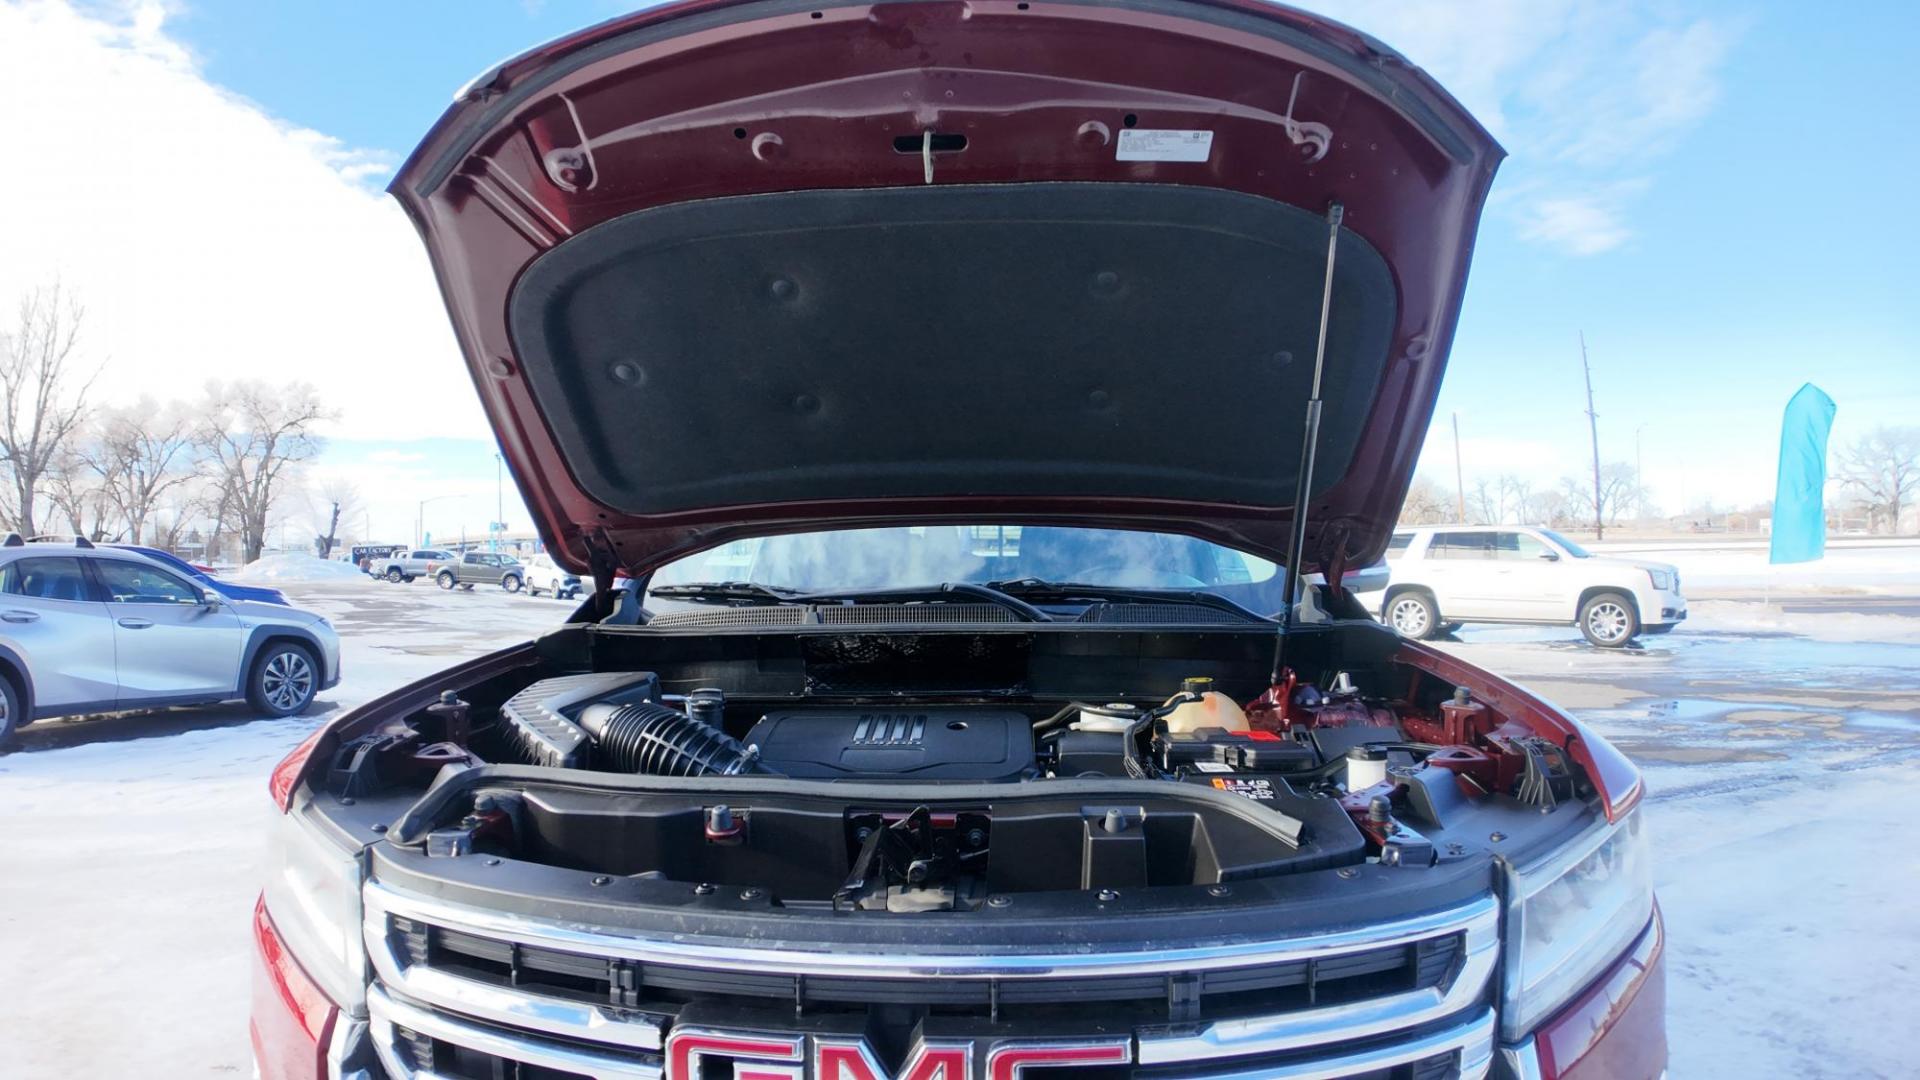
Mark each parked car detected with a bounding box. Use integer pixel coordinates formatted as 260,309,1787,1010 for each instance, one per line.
434,550,524,592
107,543,292,606
253,7,1663,1080
520,552,582,598
0,536,338,744
1380,525,1686,647
369,548,456,583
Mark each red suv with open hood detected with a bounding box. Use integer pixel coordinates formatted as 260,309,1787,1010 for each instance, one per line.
252,3,1664,1079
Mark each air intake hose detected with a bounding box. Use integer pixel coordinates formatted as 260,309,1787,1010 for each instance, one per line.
577,696,771,777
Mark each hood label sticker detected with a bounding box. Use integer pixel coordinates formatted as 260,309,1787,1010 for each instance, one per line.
1116,129,1214,162
1211,776,1278,800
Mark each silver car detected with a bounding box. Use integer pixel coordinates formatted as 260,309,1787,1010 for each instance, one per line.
0,537,341,744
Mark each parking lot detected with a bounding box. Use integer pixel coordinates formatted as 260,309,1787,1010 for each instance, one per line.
3,557,1918,1078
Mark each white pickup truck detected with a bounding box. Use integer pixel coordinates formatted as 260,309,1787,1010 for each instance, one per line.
369,548,455,583
1380,525,1686,646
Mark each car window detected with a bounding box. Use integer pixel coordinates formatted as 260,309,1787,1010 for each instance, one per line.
1386,533,1414,554
1493,532,1549,560
1429,532,1493,559
0,557,95,602
95,560,202,605
463,553,481,564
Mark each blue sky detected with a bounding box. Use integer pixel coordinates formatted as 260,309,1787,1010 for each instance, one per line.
8,0,1918,542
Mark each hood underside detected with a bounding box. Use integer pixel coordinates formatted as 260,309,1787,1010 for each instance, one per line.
392,0,1503,576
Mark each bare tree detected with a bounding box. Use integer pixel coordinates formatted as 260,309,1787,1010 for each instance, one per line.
1466,476,1499,525
1837,426,1920,535
0,284,98,535
200,381,331,563
1497,475,1534,522
1399,475,1456,525
1523,488,1573,527
43,444,116,540
85,398,200,546
1559,462,1643,529
310,477,362,558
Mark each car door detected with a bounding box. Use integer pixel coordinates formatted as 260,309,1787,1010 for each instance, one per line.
91,557,246,704
1421,531,1498,617
1486,530,1570,620
466,553,501,584
0,555,122,712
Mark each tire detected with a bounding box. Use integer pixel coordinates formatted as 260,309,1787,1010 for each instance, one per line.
1384,590,1441,639
1579,592,1640,648
437,571,456,590
0,673,20,749
247,642,318,717
502,574,523,593
386,568,403,583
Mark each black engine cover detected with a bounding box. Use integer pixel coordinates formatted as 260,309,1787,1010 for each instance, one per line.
744,708,1035,782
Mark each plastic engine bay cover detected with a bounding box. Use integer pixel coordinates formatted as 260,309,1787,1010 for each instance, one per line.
744,708,1035,781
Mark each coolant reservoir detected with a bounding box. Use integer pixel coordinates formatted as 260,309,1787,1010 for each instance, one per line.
1163,677,1249,734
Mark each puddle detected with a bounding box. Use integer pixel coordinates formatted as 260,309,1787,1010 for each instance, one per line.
1609,742,1786,764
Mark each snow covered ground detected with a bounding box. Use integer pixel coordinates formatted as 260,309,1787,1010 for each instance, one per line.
1587,538,1920,595
2,574,1916,1077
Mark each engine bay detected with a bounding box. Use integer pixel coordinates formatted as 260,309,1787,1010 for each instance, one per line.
327,622,1601,914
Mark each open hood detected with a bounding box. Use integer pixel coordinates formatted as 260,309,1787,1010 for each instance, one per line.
392,0,1502,577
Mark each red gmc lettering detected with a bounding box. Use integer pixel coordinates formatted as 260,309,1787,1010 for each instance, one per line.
665,1029,805,1080
985,1041,1133,1080
663,1030,1131,1080
815,1038,971,1080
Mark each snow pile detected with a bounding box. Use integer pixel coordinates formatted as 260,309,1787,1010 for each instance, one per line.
1590,542,1920,594
229,553,368,584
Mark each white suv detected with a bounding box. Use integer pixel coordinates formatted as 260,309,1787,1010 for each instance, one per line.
1380,525,1686,647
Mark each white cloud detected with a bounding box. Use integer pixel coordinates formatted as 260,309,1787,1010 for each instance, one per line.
0,0,486,442
1516,191,1633,256
1313,1,1742,257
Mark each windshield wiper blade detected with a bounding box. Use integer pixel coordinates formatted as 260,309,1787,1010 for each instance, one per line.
647,581,804,604
794,582,1052,623
983,578,1272,622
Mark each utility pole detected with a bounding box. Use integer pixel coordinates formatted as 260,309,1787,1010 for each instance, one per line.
1579,331,1604,540
495,453,505,552
1635,422,1647,519
1451,411,1468,522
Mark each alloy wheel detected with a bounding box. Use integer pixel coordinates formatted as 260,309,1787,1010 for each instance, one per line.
262,651,314,712
1586,601,1631,643
1389,597,1431,637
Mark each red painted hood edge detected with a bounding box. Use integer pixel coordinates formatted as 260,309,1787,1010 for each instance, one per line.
392,0,1504,575
1394,639,1644,821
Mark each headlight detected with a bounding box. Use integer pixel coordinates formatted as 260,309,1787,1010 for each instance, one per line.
1501,809,1653,1039
262,797,367,1014
1645,568,1674,591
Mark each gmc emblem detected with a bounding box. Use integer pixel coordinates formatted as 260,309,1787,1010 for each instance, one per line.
664,1027,1131,1080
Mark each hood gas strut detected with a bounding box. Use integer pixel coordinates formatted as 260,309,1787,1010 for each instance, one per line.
1272,202,1345,685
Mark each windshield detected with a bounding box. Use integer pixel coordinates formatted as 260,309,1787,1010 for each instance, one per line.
650,525,1285,611
1535,529,1593,558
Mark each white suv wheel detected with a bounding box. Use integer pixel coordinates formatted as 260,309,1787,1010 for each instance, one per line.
1388,594,1435,638
1579,592,1638,647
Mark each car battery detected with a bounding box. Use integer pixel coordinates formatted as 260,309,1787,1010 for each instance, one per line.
1157,728,1316,775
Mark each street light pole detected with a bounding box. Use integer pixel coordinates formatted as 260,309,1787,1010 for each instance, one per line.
1451,411,1467,522
417,494,460,549
495,453,504,552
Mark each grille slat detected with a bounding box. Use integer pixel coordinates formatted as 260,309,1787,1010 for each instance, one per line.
395,917,1455,1023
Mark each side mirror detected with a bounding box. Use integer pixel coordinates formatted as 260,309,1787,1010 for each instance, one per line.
1538,550,1560,561
199,591,225,610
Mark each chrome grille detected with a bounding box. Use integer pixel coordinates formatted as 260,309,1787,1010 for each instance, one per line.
363,882,1497,1079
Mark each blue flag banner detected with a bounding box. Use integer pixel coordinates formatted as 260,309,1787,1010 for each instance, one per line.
1770,383,1836,565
